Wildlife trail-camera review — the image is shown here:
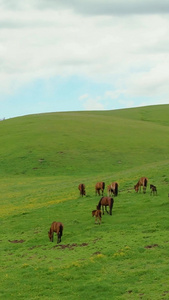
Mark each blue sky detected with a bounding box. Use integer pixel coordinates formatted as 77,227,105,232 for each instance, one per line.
0,0,169,119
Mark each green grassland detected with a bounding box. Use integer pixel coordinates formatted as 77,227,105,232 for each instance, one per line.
0,104,169,299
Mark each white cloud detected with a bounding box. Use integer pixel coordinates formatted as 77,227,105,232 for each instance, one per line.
6,0,169,15
0,1,169,112
105,90,125,100
125,58,169,101
80,95,105,110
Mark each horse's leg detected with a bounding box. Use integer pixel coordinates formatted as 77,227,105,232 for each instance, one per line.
102,205,104,215
57,233,61,244
109,204,112,215
143,185,146,194
105,206,109,214
52,233,54,242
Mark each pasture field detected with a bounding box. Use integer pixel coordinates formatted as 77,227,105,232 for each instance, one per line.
0,104,169,300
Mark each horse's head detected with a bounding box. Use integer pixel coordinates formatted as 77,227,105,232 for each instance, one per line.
48,231,52,241
134,185,138,192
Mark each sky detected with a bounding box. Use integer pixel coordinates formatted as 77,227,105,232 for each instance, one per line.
0,0,169,119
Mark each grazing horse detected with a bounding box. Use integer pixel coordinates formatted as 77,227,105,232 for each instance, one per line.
108,182,118,197
48,222,64,244
150,184,157,196
95,182,105,196
134,177,148,194
92,209,102,224
78,183,86,197
97,196,114,215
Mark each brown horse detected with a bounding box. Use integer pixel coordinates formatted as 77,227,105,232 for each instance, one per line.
150,184,157,196
134,177,148,194
97,196,114,215
48,221,64,244
108,182,118,197
78,183,86,197
92,209,102,224
95,182,105,196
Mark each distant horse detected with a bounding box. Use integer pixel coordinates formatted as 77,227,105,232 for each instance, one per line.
78,183,86,197
95,182,105,196
92,209,102,224
48,222,64,244
150,184,157,196
108,182,118,197
134,177,148,194
97,196,114,215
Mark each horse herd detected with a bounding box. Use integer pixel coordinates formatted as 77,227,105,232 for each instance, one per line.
48,177,157,243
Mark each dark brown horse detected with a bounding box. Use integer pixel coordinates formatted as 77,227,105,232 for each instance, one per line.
92,209,102,224
48,221,64,244
150,184,157,196
107,182,118,197
78,183,86,197
95,182,105,196
134,177,148,194
97,196,114,215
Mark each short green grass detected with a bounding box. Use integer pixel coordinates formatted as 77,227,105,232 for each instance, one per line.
0,105,169,299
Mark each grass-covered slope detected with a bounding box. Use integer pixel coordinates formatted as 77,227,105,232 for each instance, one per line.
0,104,169,177
0,104,169,300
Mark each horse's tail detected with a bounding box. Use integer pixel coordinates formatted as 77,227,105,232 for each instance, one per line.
59,224,63,237
102,182,105,190
97,197,103,210
81,184,84,195
61,224,63,235
95,183,98,195
144,178,148,187
115,183,118,196
109,198,114,215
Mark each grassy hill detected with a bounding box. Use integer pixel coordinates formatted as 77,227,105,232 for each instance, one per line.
1,104,169,299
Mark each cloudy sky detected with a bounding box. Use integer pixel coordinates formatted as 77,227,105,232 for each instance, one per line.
1,0,169,119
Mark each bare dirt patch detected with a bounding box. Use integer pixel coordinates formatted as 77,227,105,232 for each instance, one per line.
52,242,88,250
28,245,42,250
162,291,169,296
8,240,25,243
144,244,159,249
92,251,102,255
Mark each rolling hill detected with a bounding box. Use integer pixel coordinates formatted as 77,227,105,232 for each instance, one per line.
1,104,169,300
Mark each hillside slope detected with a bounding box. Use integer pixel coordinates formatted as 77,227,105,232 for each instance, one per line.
1,104,169,300
0,104,168,177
